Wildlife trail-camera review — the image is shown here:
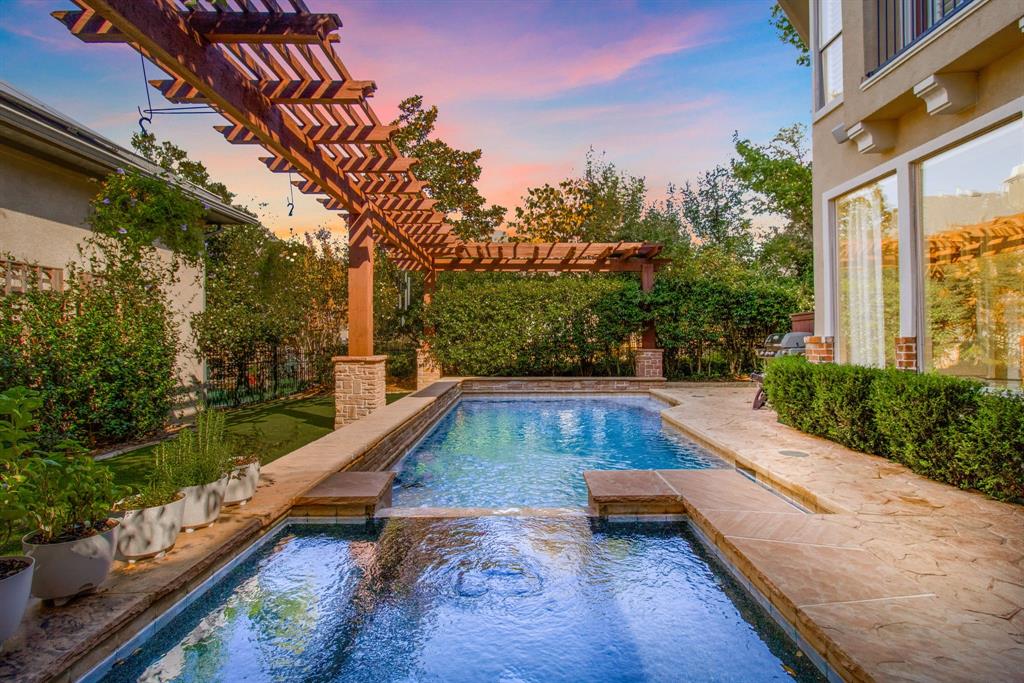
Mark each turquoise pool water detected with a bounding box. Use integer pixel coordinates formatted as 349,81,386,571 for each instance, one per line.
99,520,823,683
392,396,726,508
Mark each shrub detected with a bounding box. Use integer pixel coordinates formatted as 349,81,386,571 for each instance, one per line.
869,370,982,485
955,391,1024,502
811,363,883,453
0,249,178,449
761,355,817,432
764,359,1022,502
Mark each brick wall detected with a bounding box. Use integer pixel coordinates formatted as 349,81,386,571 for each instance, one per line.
895,336,918,370
333,355,387,428
416,345,442,389
635,348,664,378
805,336,835,364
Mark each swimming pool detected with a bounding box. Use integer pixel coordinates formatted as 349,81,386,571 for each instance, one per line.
392,395,726,508
97,520,823,683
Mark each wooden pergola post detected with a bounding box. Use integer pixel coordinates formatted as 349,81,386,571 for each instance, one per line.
416,271,442,389
636,261,664,378
333,212,386,427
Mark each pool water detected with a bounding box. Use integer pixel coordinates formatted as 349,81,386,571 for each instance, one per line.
392,396,726,508
100,520,823,683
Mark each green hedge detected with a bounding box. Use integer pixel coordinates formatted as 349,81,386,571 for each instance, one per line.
763,356,1023,502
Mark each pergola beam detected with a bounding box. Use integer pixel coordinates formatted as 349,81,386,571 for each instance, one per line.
53,9,342,44
217,124,396,145
153,78,374,105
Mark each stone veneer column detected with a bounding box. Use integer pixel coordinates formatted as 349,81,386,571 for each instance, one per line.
635,348,664,378
333,355,386,428
415,345,442,389
804,336,835,364
894,336,918,370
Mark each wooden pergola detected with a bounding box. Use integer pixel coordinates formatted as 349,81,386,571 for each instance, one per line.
56,0,665,421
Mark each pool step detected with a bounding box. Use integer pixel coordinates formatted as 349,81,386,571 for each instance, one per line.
293,471,395,518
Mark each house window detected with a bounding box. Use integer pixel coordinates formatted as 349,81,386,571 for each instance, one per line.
835,175,899,368
918,118,1024,385
817,0,843,107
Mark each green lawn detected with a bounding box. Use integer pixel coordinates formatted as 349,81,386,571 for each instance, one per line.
102,391,410,489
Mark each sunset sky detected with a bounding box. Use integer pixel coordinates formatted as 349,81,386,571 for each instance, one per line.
0,0,810,238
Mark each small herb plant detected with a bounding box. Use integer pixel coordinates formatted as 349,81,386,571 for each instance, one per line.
153,410,231,489
0,387,39,550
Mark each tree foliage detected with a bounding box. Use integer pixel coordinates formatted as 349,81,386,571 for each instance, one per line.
132,131,235,205
679,164,752,256
391,96,506,241
733,124,813,291
770,4,809,67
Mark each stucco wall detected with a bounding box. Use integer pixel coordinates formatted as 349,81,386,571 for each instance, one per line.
810,0,1024,335
0,143,205,411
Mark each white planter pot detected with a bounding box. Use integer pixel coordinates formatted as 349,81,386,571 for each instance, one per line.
224,461,261,506
114,492,186,561
22,521,119,604
180,475,229,531
0,556,34,643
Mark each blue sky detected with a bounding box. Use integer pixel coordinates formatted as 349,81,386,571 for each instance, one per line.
0,0,811,234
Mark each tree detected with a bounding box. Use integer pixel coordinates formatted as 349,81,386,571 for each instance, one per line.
679,165,752,256
390,96,506,241
510,150,689,257
732,124,813,288
770,4,809,67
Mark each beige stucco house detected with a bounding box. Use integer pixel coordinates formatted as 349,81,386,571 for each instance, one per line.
0,81,253,411
779,0,1023,386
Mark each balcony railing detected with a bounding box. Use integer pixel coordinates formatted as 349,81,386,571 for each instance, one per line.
870,0,976,76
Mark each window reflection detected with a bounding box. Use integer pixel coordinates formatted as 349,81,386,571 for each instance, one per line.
920,119,1024,385
836,175,899,368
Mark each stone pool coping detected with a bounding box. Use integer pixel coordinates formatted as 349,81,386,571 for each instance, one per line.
2,378,1020,683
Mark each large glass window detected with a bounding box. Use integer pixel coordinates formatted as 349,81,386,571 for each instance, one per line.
817,0,843,106
919,119,1024,385
835,175,899,368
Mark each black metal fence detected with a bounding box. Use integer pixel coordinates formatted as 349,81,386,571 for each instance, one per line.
204,346,336,408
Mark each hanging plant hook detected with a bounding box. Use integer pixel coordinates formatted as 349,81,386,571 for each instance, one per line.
286,171,295,217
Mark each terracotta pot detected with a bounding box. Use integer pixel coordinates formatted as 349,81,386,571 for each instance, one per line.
180,475,229,531
114,492,186,561
22,521,119,603
0,556,34,642
224,461,261,506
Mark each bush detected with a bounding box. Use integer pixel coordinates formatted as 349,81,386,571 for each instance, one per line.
426,273,643,377
955,391,1024,501
812,363,883,453
869,370,981,485
0,246,178,449
761,355,816,432
763,358,1022,502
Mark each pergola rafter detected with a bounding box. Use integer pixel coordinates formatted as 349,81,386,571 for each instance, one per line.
55,0,665,386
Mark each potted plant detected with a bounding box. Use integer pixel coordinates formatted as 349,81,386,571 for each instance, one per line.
113,480,185,562
0,388,38,642
20,440,123,606
224,433,261,507
161,410,231,531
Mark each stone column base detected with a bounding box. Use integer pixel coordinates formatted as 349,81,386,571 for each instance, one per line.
333,355,386,428
895,336,918,370
635,348,664,378
416,345,442,390
805,336,835,364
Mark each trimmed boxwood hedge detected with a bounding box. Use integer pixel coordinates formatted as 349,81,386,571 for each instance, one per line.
763,355,1023,503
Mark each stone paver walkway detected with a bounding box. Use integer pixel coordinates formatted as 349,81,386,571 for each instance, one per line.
650,385,1024,683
